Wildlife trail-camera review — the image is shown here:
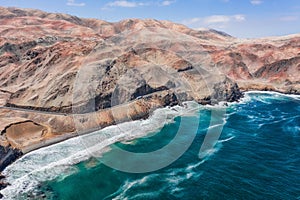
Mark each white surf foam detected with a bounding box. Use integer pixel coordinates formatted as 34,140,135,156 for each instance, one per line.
108,162,204,200
106,144,208,200
186,159,207,171
104,174,159,200
1,102,201,199
231,90,300,106
198,144,222,159
245,91,300,101
218,135,236,143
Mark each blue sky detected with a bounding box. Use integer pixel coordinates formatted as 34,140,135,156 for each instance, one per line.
1,0,300,38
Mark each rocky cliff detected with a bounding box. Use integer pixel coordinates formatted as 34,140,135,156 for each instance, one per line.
0,7,299,172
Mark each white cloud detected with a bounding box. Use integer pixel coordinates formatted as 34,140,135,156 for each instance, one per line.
203,15,231,24
233,14,246,22
161,0,175,6
67,0,85,6
280,16,299,21
203,14,245,24
182,14,246,30
250,0,263,5
107,1,143,8
103,0,175,9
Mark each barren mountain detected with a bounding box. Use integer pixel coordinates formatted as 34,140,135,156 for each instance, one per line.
0,7,299,171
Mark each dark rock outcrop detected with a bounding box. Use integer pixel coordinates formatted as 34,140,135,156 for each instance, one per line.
0,146,23,171
210,77,243,105
0,145,22,191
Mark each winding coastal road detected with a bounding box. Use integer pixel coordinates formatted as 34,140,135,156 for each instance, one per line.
0,106,68,116
0,90,167,116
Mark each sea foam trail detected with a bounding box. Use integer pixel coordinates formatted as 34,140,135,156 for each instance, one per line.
227,91,300,108
1,102,201,199
107,153,208,200
106,159,205,200
244,91,300,101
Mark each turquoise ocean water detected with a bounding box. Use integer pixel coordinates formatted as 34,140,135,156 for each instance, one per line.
1,92,300,199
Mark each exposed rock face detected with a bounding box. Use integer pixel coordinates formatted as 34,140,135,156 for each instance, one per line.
0,7,299,171
254,57,300,82
211,78,243,105
0,146,22,171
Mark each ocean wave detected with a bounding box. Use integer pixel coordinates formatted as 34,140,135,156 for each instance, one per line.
282,117,300,136
186,159,207,171
245,90,300,98
258,115,300,130
232,91,300,108
218,135,236,143
107,146,208,200
107,161,204,200
284,125,300,136
198,143,223,159
1,102,202,199
105,174,159,200
123,191,161,200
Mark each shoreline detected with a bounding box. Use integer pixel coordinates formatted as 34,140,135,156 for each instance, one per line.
4,89,300,153
243,90,300,98
0,89,299,194
3,89,300,156
2,90,299,200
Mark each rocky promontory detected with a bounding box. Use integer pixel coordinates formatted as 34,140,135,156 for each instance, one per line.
0,7,299,174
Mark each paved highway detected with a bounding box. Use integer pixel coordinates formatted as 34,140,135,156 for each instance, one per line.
0,90,167,116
